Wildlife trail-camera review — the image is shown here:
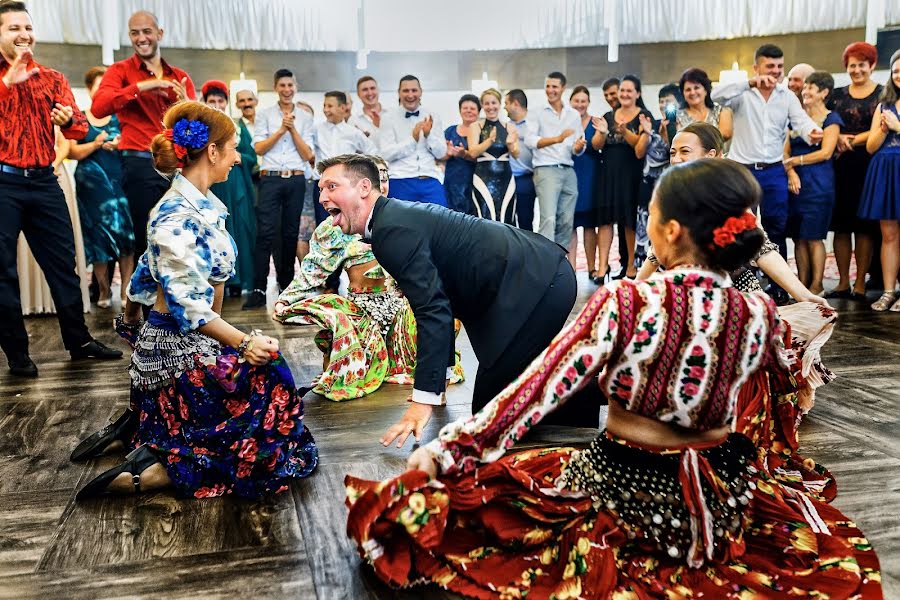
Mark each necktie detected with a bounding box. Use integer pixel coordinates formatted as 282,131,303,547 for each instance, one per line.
405,110,420,118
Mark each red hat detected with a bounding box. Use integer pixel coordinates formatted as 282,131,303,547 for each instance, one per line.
201,80,229,100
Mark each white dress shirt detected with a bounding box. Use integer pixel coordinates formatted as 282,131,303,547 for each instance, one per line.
524,104,585,168
711,81,819,164
510,117,535,176
378,105,447,180
311,120,377,179
253,103,315,171
348,109,384,145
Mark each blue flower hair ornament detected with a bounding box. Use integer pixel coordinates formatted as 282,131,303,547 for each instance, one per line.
163,118,210,167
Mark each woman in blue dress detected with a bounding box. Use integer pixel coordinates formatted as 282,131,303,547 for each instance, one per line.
568,86,606,283
783,71,843,297
466,88,519,224
70,102,318,499
442,94,479,213
861,49,900,311
69,67,135,308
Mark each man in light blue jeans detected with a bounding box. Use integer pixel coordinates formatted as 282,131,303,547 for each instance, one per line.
525,71,586,245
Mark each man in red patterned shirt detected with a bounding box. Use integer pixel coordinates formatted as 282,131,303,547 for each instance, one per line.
0,0,122,377
91,10,195,257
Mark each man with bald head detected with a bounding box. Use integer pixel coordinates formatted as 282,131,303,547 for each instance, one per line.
787,63,815,100
91,10,195,257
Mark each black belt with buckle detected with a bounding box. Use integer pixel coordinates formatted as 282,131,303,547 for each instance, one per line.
741,161,782,171
121,150,153,159
537,163,572,169
261,169,304,178
0,163,54,178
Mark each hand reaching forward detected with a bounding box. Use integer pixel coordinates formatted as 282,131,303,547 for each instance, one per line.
381,402,434,448
1,50,39,87
407,447,439,479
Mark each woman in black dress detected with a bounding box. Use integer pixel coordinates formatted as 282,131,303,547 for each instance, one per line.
594,75,653,278
828,42,883,299
466,88,519,224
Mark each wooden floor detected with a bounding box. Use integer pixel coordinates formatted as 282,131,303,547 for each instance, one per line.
1,273,898,599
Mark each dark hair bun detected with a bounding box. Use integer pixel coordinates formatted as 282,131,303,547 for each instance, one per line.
654,159,765,271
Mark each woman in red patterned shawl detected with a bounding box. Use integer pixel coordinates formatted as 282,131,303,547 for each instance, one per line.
345,159,881,599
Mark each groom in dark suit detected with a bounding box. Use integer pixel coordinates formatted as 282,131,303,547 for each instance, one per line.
316,154,592,448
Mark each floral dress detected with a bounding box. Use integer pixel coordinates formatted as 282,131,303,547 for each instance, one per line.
126,174,317,498
275,217,464,401
345,269,880,599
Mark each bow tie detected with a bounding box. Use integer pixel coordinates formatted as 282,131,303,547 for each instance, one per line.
405,110,420,118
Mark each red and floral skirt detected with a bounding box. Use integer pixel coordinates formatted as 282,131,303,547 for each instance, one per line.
345,434,881,599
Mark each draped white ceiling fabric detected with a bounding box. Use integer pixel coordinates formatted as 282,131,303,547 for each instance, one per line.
28,0,900,52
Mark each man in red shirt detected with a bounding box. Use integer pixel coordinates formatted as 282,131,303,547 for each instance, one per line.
91,10,195,257
0,1,122,377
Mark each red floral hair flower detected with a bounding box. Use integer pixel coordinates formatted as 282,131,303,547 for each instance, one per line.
711,212,757,248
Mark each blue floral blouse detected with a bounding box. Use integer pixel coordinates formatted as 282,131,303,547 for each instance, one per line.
128,173,237,333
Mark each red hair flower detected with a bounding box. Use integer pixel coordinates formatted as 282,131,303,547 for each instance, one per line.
711,212,757,248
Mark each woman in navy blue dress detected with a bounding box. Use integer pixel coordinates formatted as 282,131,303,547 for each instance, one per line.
861,50,900,311
568,86,607,283
466,88,519,224
443,94,479,214
784,71,843,297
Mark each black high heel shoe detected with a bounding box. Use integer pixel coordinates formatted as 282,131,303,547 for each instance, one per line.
76,445,161,500
70,409,139,462
589,270,609,286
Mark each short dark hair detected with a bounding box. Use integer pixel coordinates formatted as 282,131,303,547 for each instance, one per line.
547,71,567,86
601,77,620,91
755,44,784,62
678,122,725,155
325,90,348,105
458,93,480,112
317,153,380,190
273,68,294,84
0,1,28,25
570,85,590,100
655,159,764,271
84,66,107,89
804,71,835,98
506,88,528,109
678,68,714,109
356,75,376,89
398,74,420,89
658,82,682,104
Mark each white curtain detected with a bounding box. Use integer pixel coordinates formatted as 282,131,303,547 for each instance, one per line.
28,0,900,52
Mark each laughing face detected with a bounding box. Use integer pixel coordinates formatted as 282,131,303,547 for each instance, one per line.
0,9,35,63
128,12,162,60
318,164,374,235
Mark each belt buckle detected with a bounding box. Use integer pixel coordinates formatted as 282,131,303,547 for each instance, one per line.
23,168,38,178
280,170,291,179
754,163,765,171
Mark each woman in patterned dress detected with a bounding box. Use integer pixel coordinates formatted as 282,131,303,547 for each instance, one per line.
71,102,317,499
273,156,464,401
345,159,880,599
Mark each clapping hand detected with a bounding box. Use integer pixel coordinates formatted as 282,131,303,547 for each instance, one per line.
1,50,39,87
50,103,74,127
420,115,434,137
591,116,608,134
505,121,519,142
445,141,467,158
883,109,900,133
638,113,654,135
281,112,296,132
102,134,120,151
171,77,189,102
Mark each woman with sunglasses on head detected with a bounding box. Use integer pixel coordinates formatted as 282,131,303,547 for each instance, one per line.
273,155,464,401
71,101,318,499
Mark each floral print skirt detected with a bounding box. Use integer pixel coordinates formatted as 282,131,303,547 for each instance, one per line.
129,312,318,499
345,432,881,599
277,292,464,401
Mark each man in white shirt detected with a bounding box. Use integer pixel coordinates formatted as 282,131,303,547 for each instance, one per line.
505,89,536,231
378,75,447,205
525,71,586,245
711,44,822,286
349,75,384,142
244,68,316,309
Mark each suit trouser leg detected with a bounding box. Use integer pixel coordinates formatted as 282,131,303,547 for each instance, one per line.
253,177,282,291
277,175,305,290
533,167,562,242
514,173,536,232
0,175,28,357
121,156,169,259
470,258,597,427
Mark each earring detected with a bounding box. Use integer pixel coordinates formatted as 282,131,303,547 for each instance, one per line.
211,159,217,165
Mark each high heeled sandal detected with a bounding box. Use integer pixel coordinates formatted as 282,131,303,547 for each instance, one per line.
871,291,897,312
70,409,139,462
76,445,161,500
890,296,900,312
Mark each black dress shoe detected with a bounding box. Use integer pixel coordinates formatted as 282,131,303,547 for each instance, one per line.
76,445,162,500
70,339,123,360
71,409,139,462
8,353,38,377
242,290,267,310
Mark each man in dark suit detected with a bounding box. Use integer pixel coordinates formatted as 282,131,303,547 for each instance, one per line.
316,154,586,448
